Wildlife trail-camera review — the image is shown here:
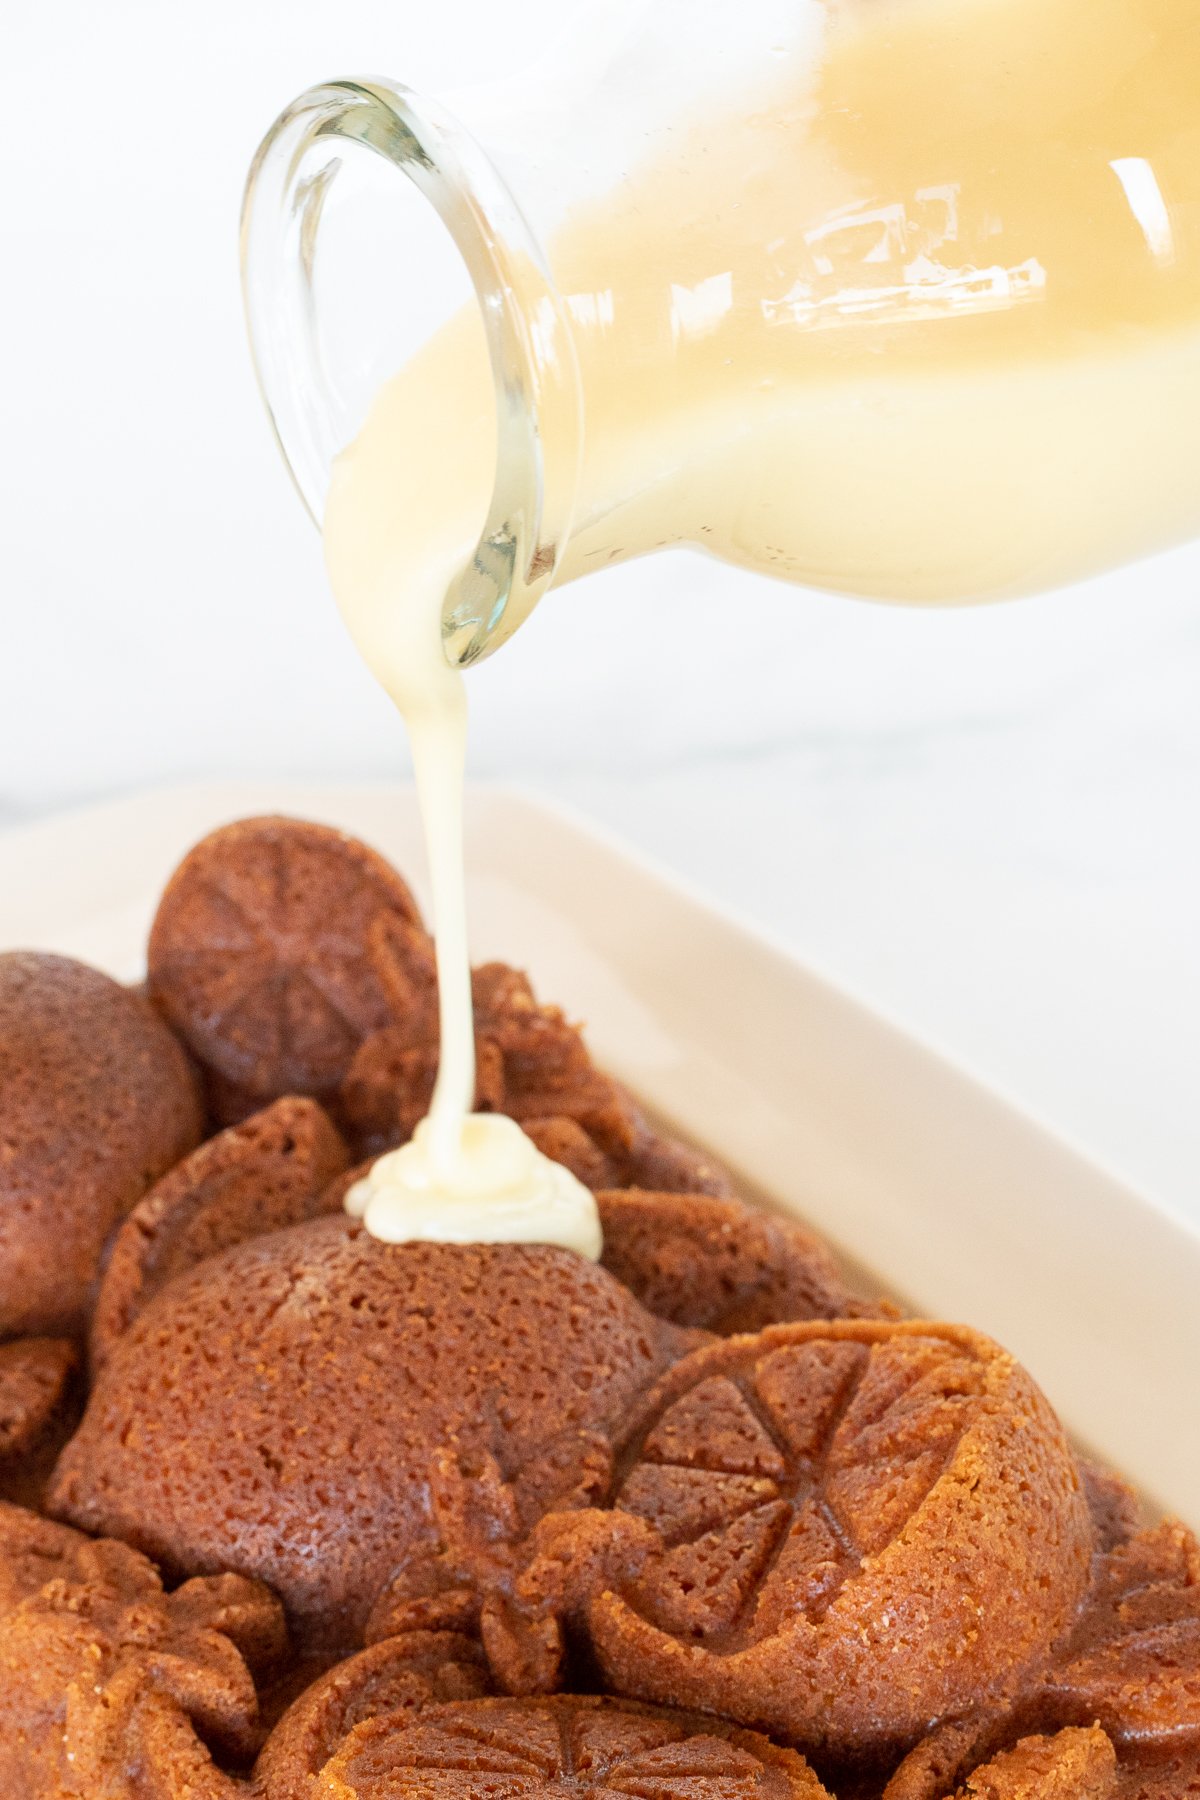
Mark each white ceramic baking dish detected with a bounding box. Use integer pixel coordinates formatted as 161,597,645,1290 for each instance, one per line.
1,780,1196,1521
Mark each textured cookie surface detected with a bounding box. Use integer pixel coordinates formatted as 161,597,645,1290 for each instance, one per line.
0,952,202,1337
505,1320,1093,1761
597,1188,870,1332
90,1096,349,1369
954,1727,1117,1798
0,1500,283,1799
148,816,427,1101
49,1219,690,1648
254,1635,495,1800
267,1693,832,1800
1038,1519,1200,1742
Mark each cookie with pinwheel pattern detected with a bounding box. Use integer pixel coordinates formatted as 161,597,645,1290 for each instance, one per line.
148,816,431,1103
495,1320,1092,1762
259,1692,831,1800
0,1500,284,1798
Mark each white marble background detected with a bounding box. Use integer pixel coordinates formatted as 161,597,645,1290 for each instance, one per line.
2,2,1198,1224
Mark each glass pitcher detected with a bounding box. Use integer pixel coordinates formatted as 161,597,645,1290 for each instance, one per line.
241,0,1200,667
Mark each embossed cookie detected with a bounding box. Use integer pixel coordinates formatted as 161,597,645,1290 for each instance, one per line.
0,952,203,1338
260,1692,831,1800
90,1096,349,1370
0,1500,284,1798
254,1633,494,1800
49,1219,693,1649
148,817,431,1102
494,1320,1093,1762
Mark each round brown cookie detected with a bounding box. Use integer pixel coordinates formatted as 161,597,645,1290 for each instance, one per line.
262,1692,831,1800
1036,1520,1200,1742
49,1219,694,1651
0,952,203,1339
596,1189,871,1333
494,1320,1092,1763
147,817,430,1103
90,1097,350,1371
255,1633,493,1800
0,1500,284,1798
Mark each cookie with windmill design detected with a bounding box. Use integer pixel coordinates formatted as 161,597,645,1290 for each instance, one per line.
0,1501,285,1799
148,816,433,1105
254,1632,495,1800
494,1320,1093,1763
259,1692,832,1800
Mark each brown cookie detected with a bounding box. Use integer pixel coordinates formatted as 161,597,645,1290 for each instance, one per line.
494,1321,1093,1763
0,952,203,1338
254,1633,493,1800
956,1727,1116,1798
0,1500,284,1798
49,1219,694,1651
1037,1519,1200,1742
147,817,430,1102
338,961,638,1167
523,1116,623,1190
261,1691,831,1800
885,1722,1200,1800
596,1188,872,1333
0,1338,78,1461
90,1097,350,1371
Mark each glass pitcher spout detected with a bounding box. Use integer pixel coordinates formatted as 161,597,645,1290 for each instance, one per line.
241,76,583,665
242,0,1200,668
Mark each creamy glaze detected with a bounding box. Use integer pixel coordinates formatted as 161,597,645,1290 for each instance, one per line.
345,1113,603,1256
323,357,600,1256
